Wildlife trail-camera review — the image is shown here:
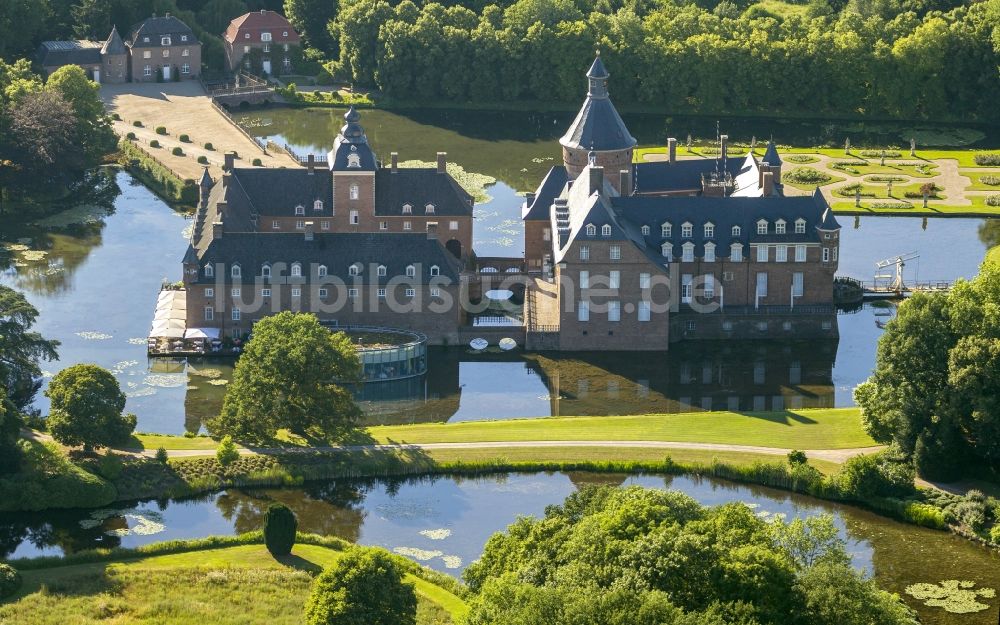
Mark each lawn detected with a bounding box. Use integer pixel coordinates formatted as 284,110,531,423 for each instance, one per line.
782,167,846,191
832,193,1000,215
832,182,944,200
3,543,466,625
826,160,938,178
959,171,1000,191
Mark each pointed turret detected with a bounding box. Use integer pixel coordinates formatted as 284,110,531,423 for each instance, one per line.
762,140,783,180
102,26,127,56
198,167,213,210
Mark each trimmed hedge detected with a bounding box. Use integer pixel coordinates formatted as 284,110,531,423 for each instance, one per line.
263,503,298,556
155,126,167,135
197,155,208,164
119,139,199,206
179,134,191,143
171,147,184,156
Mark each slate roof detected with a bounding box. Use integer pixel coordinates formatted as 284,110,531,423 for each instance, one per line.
633,156,747,194
762,141,783,165
560,57,637,152
374,169,473,217
128,16,198,48
195,232,463,284
228,167,332,217
102,26,127,55
329,107,377,171
522,166,569,220
37,40,102,67
224,10,300,43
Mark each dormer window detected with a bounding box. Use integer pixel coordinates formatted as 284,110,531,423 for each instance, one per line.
402,203,412,214
661,222,672,237
641,225,650,236
231,264,241,278
586,224,596,236
283,31,288,37
261,32,272,42
704,223,715,238
601,224,611,237
295,205,305,215
204,264,214,277
704,242,716,262
313,200,323,211
406,265,416,277
318,265,328,277
681,222,693,238
661,242,673,260
430,265,440,276
776,219,786,235
261,264,271,278
245,33,250,39
682,242,695,262
181,35,187,42
291,263,302,277
425,204,435,214
377,265,387,276
349,184,359,199
348,263,360,276
795,218,806,234
161,36,171,46
757,220,768,235
144,36,150,42
732,225,741,236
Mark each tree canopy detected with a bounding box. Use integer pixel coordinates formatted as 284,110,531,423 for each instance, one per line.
0,286,59,411
464,485,918,625
210,312,362,443
304,547,417,625
45,363,136,451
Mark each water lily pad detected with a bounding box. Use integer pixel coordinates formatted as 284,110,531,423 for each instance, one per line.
207,379,229,386
393,547,444,561
76,331,113,340
905,580,996,614
441,555,462,569
397,159,495,204
143,373,187,388
419,528,452,540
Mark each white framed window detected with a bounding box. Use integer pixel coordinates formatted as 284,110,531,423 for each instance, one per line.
608,301,621,322
731,244,743,262
609,270,620,289
318,288,328,298
757,245,768,262
204,306,214,320
261,288,271,297
349,184,359,200
204,264,214,277
143,36,150,42
261,32,272,42
348,288,359,298
380,221,388,230
182,63,190,74
776,245,787,262
289,263,302,277
295,205,305,215
231,287,241,297
349,263,360,276
704,223,714,238
318,265,328,277
431,287,441,297
822,248,830,262
662,222,672,237
232,308,241,321
402,203,412,214
793,272,804,297
405,288,416,297
681,274,693,303
704,242,716,262
350,210,359,225
181,35,188,42
377,288,387,298
579,245,590,260
182,48,189,57
295,220,305,230
283,31,288,37
641,225,650,236
162,49,169,58
732,225,741,236
638,300,650,321
682,242,694,263
681,222,693,238
406,265,416,277
601,224,611,237
578,300,590,321
403,221,412,231
661,242,672,259
272,220,280,229
795,245,806,262
205,287,214,297
833,247,839,261
450,220,459,230
245,33,251,39
143,64,152,76
143,50,151,59
757,220,768,234
579,270,590,289
313,200,324,211
291,288,301,297
231,264,241,278
430,265,440,276
795,219,806,234
586,224,596,236
321,221,330,230
775,219,786,235
639,273,650,289
426,204,435,214
704,274,716,298
756,272,768,297
377,265,387,276
610,245,621,260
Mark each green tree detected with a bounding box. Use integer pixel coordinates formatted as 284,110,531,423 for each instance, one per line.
0,391,21,473
263,502,298,556
0,286,59,410
45,364,136,451
216,434,239,466
284,0,338,52
198,0,249,35
45,65,116,164
305,547,417,625
210,312,362,443
71,0,112,39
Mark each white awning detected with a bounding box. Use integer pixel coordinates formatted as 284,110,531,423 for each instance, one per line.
184,327,221,340
149,325,185,338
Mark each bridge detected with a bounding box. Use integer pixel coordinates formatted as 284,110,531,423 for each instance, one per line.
835,275,954,303
202,72,280,108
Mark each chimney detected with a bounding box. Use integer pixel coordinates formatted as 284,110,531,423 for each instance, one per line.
720,134,728,159
307,154,315,174
619,169,632,197
212,221,223,239
525,191,536,207
427,222,438,240
217,201,228,219
224,152,235,172
589,166,604,195
304,221,314,241
667,138,677,164
762,171,775,196
759,162,770,188
436,152,447,174
390,152,398,173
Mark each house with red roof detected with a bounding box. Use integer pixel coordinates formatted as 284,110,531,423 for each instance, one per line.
222,9,300,75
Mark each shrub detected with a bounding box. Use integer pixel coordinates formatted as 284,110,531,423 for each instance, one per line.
133,120,143,127
784,167,831,185
991,525,1000,545
204,142,214,151
974,154,1000,166
986,195,1000,207
179,134,190,143
216,435,239,467
305,547,416,625
859,149,901,158
155,126,167,135
149,139,160,148
93,453,123,480
784,154,815,163
111,112,121,121
787,450,808,465
155,447,169,463
870,201,912,209
197,155,208,164
902,502,946,529
171,147,184,156
0,563,20,598
834,451,915,500
125,132,136,140
955,490,989,531
868,175,906,182
980,175,1000,186
252,158,263,166
263,503,298,557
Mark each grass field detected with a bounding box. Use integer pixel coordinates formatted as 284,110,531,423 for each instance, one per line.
960,171,1000,191
2,543,466,625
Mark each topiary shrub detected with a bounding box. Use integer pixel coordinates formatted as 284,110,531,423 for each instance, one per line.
980,175,1000,186
216,435,239,467
126,132,136,140
149,139,160,148
171,147,184,156
304,547,416,625
133,120,143,127
974,154,1000,166
0,563,20,598
204,142,214,151
263,502,298,557
111,112,121,121
155,447,169,463
252,158,263,166
179,134,190,143
197,155,208,164
986,195,1000,207
155,126,167,135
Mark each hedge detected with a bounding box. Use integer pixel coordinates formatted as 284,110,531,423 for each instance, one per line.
119,139,199,206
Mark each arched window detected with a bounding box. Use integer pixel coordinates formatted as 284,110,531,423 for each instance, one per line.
641,225,650,236
377,265,387,276
430,265,440,276
291,262,302,277
317,265,327,277
732,225,741,236
601,224,611,236
261,264,271,278
349,184,359,200
204,264,214,277
231,264,241,278
348,263,360,276
406,264,416,277
313,200,323,211
586,224,596,236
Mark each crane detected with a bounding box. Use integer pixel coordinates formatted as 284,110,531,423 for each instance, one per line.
874,252,919,293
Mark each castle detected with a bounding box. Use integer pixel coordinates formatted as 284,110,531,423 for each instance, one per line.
176,57,840,351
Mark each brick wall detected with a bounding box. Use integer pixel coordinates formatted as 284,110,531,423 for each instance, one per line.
130,44,201,82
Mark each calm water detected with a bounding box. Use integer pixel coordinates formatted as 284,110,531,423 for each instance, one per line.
0,170,994,433
2,472,998,625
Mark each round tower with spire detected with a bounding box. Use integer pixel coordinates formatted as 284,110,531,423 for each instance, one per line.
559,54,637,192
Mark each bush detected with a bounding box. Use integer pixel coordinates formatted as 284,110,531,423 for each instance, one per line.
990,525,1000,544
783,167,831,185
155,126,167,135
305,547,416,625
197,155,208,164
980,175,1000,186
974,154,1000,166
125,132,136,140
155,447,169,463
915,430,964,481
0,563,20,598
171,147,184,156
986,195,1000,207
216,435,239,467
179,134,190,143
902,502,946,529
93,453,123,480
859,149,901,158
835,451,915,500
149,139,160,148
111,112,121,121
133,120,143,127
252,158,263,166
787,450,808,465
955,490,989,531
868,175,906,182
784,154,815,163
263,503,298,557
204,142,214,151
